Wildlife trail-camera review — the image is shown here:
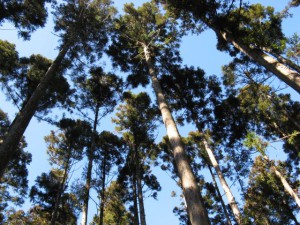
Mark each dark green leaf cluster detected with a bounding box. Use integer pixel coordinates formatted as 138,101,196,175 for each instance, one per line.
0,0,51,39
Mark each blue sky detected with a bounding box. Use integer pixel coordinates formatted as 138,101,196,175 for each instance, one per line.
0,0,299,224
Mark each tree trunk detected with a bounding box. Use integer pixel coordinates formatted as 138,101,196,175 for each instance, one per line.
0,43,70,178
207,164,233,225
135,146,146,225
210,24,300,93
81,106,99,225
263,47,300,74
264,155,300,208
202,139,243,225
50,147,72,225
132,174,140,225
99,153,106,225
143,44,211,225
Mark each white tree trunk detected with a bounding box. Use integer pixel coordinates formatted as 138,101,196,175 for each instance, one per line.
211,26,300,94
202,139,242,225
143,44,211,225
264,155,300,208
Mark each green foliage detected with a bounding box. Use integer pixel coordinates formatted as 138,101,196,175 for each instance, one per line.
54,0,116,63
221,4,286,53
244,156,299,225
74,66,123,117
108,1,181,87
90,181,134,225
45,118,91,168
0,40,19,77
286,33,300,65
0,48,74,117
243,132,268,155
29,171,80,224
0,0,51,39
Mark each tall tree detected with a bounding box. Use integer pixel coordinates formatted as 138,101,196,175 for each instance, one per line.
44,118,91,225
244,156,299,225
0,0,116,178
90,181,134,225
91,131,125,225
29,171,81,225
75,67,123,225
159,1,300,93
108,2,210,224
113,92,161,225
160,66,243,224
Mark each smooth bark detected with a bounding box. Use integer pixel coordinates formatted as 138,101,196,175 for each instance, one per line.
202,139,242,225
0,44,70,178
263,48,300,74
207,164,233,225
213,26,300,93
264,155,300,208
81,106,99,225
143,44,211,225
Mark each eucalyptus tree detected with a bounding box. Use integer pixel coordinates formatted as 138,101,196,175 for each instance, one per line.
43,118,91,225
113,92,160,225
160,66,243,224
0,0,116,177
108,2,210,224
0,0,51,39
75,67,123,225
0,109,31,223
159,1,300,93
91,131,124,225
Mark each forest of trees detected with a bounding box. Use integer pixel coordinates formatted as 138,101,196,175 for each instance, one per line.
0,0,299,224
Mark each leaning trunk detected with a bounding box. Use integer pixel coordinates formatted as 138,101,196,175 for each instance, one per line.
263,48,300,74
264,155,300,208
202,139,243,225
81,106,100,225
0,43,71,178
143,44,211,225
207,164,233,225
209,24,300,93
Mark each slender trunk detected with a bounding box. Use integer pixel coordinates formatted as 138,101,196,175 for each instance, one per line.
135,146,146,225
132,173,140,225
209,24,300,93
207,164,233,225
0,43,70,178
50,147,72,225
202,139,243,225
263,155,300,208
81,106,99,225
99,152,106,225
143,44,210,225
